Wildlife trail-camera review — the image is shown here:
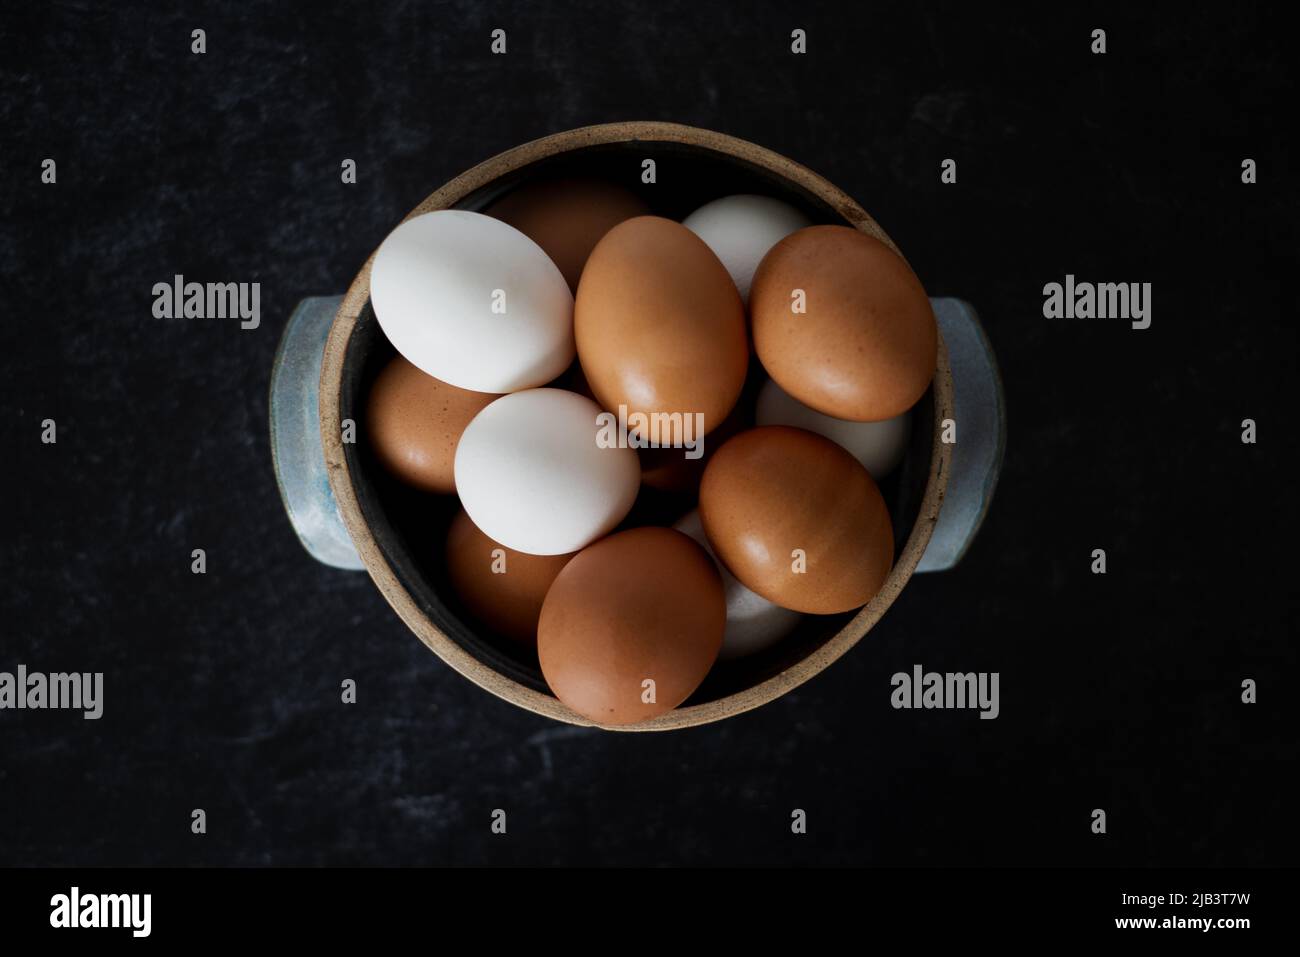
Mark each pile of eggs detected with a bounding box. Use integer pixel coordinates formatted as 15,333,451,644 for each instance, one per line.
365,179,938,726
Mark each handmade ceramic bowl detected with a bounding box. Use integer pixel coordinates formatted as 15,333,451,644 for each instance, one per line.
270,121,1004,731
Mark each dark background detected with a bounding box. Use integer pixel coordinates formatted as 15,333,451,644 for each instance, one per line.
1,2,1296,867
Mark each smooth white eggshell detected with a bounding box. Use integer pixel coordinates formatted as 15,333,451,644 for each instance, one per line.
756,378,911,479
674,509,802,660
454,389,639,555
682,194,812,303
370,210,574,393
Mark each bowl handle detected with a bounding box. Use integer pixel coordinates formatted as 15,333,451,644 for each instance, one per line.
915,298,1006,573
269,296,366,570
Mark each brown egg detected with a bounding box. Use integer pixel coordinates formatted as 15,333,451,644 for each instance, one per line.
444,509,573,646
699,426,894,614
576,216,748,440
538,527,725,725
486,178,650,292
366,355,499,494
750,225,937,422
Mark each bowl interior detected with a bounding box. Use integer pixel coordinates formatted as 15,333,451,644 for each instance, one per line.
338,140,935,705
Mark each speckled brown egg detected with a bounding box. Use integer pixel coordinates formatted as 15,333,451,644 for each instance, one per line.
750,225,937,422
366,354,499,494
698,425,894,614
576,216,748,439
538,527,725,726
486,178,650,292
444,509,574,646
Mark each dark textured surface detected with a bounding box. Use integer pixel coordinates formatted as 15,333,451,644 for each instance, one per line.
1,3,1296,866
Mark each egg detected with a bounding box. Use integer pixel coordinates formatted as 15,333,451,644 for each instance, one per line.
576,216,748,439
682,194,812,303
444,509,573,645
756,378,911,479
673,510,801,659
365,355,499,494
538,527,724,725
486,178,650,292
454,388,639,555
369,210,574,393
699,426,894,614
750,225,937,421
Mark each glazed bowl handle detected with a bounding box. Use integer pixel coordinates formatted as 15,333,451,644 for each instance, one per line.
915,298,1006,573
269,296,365,571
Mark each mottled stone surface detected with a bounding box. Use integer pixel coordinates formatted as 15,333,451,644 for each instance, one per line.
0,4,1295,866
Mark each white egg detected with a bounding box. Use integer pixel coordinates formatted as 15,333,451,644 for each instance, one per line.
756,378,911,479
674,509,802,660
369,210,574,393
682,194,812,303
454,389,639,555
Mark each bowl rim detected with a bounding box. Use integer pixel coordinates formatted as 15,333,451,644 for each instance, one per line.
320,120,954,731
